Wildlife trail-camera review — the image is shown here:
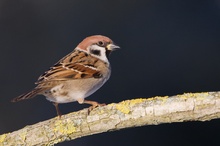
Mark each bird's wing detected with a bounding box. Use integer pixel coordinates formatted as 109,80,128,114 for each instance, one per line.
36,50,102,84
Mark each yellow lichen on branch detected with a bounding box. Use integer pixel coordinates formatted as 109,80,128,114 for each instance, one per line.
1,92,220,145
115,99,146,114
0,134,7,143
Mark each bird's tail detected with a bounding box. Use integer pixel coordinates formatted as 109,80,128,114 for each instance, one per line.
11,88,44,102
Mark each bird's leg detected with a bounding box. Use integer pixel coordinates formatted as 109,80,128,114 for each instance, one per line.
53,102,62,118
82,100,106,114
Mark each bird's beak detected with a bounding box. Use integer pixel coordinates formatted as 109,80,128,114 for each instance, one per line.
106,44,120,51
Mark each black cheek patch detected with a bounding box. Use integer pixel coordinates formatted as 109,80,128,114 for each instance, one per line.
90,49,101,56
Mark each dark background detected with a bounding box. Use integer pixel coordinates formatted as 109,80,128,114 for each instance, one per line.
1,0,220,145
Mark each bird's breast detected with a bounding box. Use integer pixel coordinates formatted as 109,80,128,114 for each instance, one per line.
43,72,110,103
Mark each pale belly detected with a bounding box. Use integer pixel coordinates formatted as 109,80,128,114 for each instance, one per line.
43,77,108,103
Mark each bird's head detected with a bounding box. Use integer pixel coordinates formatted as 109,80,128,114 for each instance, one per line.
77,35,120,62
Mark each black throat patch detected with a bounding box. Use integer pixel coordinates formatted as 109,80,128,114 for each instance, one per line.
105,49,111,58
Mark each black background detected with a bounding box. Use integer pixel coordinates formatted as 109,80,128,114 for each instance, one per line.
1,0,220,145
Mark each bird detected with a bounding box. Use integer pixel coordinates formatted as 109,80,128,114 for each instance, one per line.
11,35,120,117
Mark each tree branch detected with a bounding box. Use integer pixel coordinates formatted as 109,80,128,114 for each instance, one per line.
1,92,220,145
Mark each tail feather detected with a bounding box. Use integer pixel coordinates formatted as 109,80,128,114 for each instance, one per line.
11,88,45,102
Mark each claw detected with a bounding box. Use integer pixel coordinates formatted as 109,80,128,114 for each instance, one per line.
78,100,105,114
88,103,106,114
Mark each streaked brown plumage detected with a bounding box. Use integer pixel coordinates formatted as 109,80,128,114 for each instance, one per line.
11,35,120,117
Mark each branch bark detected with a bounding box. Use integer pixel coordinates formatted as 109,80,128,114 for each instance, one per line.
1,92,220,145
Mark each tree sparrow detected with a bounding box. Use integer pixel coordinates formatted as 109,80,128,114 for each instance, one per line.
11,35,120,117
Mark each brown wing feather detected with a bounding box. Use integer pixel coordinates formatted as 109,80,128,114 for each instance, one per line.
36,49,102,84
11,87,47,102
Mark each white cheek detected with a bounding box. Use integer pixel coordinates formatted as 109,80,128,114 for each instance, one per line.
89,45,109,63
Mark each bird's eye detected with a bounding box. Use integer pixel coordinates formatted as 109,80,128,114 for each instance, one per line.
97,41,104,46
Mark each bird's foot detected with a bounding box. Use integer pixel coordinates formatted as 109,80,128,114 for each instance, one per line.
83,100,106,114
88,102,106,114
